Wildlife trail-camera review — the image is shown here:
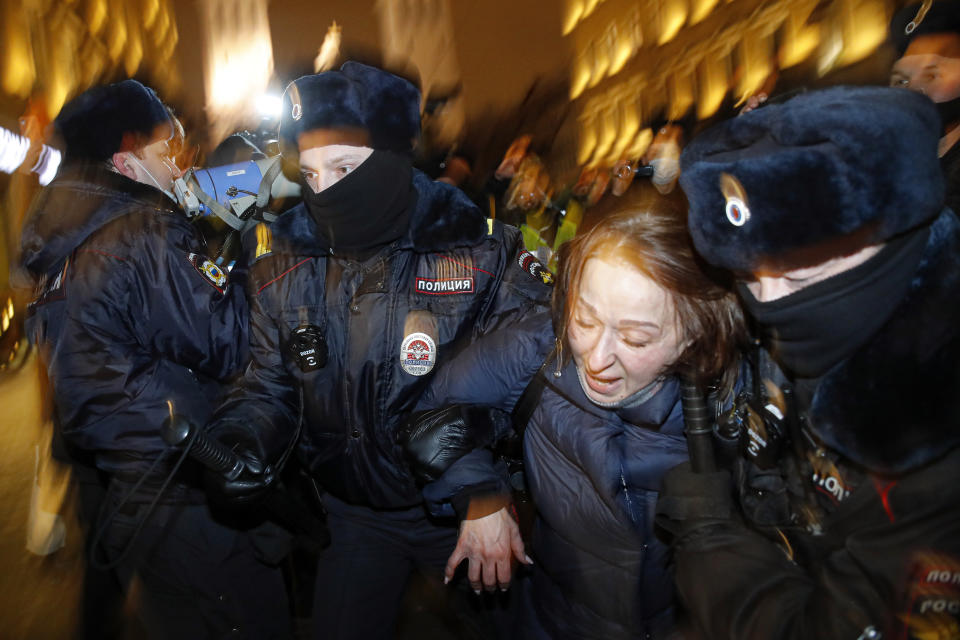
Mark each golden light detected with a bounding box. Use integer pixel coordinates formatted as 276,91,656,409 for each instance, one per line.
583,0,601,21
577,106,600,166
608,91,642,161
608,26,634,75
590,101,619,164
1,5,37,97
125,39,142,77
626,127,653,160
818,22,844,76
590,41,610,87
698,54,729,119
668,71,694,121
154,7,171,45
780,11,820,68
143,0,160,29
570,54,592,99
735,29,773,106
837,0,887,66
689,0,720,25
563,0,584,35
658,0,688,46
86,0,107,36
208,40,274,109
107,6,128,61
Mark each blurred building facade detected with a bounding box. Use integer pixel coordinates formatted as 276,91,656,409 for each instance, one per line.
565,0,899,169
1,0,181,125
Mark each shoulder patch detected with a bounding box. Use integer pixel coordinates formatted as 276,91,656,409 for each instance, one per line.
254,223,273,260
517,249,554,285
187,252,228,292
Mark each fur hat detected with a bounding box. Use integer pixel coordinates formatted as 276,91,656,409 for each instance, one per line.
890,0,960,56
279,62,421,154
680,86,944,272
54,79,171,163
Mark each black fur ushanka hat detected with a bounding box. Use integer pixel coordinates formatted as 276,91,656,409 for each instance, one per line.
279,62,421,154
54,79,170,163
890,0,960,56
680,86,945,272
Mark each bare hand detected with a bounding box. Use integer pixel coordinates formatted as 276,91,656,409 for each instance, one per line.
444,507,531,593
739,92,768,115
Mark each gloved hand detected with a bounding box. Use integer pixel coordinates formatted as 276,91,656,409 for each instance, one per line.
655,461,735,538
204,427,276,506
399,406,496,485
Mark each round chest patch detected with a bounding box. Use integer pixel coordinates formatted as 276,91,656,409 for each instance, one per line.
400,332,437,376
725,196,750,227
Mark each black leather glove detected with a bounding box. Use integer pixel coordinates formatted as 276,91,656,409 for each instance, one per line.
204,428,277,506
398,405,496,485
655,461,735,538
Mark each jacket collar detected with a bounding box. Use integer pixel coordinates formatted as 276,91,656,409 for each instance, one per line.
549,359,681,430
808,210,960,473
20,161,176,275
265,169,486,257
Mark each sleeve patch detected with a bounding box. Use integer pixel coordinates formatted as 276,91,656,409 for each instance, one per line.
187,252,228,292
517,249,554,285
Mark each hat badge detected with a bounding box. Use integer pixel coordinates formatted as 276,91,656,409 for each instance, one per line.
720,173,750,227
285,82,303,121
905,0,932,35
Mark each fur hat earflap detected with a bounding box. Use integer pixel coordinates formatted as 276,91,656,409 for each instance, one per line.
279,61,421,154
54,79,171,163
680,86,945,272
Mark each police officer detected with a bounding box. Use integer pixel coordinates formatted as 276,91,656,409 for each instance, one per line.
656,86,960,639
206,62,552,639
890,0,960,215
19,79,291,639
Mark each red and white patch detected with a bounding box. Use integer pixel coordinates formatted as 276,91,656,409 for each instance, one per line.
400,332,437,376
187,252,227,292
415,277,474,295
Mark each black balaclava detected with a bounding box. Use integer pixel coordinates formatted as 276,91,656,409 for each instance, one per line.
739,224,930,378
300,149,415,255
936,95,960,132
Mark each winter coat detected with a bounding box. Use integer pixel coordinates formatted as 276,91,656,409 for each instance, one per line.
671,210,960,640
418,312,689,639
209,171,552,510
20,163,249,478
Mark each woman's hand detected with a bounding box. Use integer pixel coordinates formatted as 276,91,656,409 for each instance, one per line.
444,506,532,593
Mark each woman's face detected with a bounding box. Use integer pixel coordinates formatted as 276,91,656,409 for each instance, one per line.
568,255,685,404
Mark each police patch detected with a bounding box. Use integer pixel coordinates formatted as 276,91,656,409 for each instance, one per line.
415,277,474,295
400,332,436,376
518,250,554,285
187,253,228,292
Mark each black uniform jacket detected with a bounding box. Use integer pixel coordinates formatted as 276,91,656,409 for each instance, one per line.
672,210,960,640
20,163,249,477
210,171,552,509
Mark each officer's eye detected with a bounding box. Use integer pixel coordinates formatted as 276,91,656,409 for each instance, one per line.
300,168,320,182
